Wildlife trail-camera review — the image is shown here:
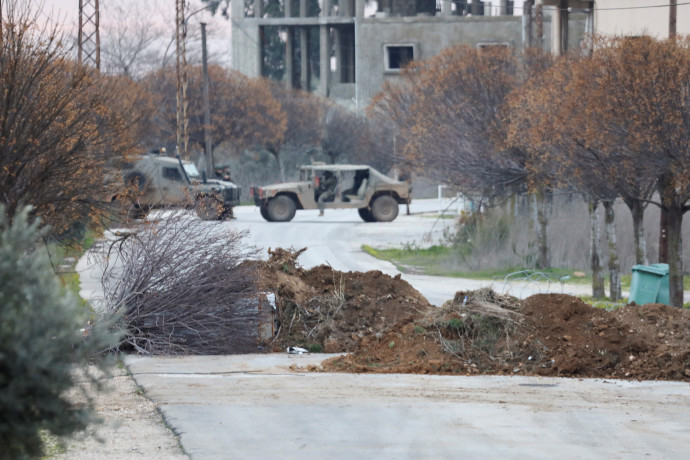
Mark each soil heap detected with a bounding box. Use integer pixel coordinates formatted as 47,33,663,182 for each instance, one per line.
259,248,433,353
258,248,690,381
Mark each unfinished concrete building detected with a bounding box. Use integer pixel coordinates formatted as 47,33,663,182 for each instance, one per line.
231,1,587,111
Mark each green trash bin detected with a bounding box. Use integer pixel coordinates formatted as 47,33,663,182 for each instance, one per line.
629,263,670,305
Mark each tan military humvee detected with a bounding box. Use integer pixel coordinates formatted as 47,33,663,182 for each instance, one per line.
250,164,411,222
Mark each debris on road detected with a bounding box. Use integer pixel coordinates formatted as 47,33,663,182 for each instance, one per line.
287,346,309,354
99,213,260,355
259,247,433,354
323,291,690,381
102,241,689,381
256,248,690,381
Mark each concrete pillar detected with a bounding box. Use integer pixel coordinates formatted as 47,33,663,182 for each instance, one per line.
300,0,307,16
285,28,294,89
551,4,563,55
299,0,309,90
319,25,330,96
343,0,353,16
355,0,365,18
300,27,309,90
471,0,481,16
256,0,263,18
535,2,544,50
231,0,243,18
285,0,294,88
522,1,533,49
499,0,509,15
322,0,332,17
232,0,261,77
334,28,342,83
441,0,452,16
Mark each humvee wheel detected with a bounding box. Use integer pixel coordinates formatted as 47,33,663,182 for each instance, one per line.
260,204,272,222
266,195,296,222
370,195,399,222
358,207,376,223
220,206,234,220
195,195,223,221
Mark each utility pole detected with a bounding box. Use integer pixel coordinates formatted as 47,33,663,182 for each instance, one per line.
175,0,189,159
659,1,678,264
670,0,677,39
78,0,100,70
201,22,214,178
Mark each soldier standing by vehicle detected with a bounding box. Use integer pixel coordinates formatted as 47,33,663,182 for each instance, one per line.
317,171,337,216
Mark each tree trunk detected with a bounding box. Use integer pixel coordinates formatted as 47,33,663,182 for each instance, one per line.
589,198,605,299
659,208,669,263
603,200,621,301
623,197,648,265
658,175,670,264
666,201,685,307
536,189,549,269
269,150,285,183
659,176,685,307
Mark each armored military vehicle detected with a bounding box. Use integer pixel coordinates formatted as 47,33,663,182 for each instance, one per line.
122,153,240,220
250,164,410,222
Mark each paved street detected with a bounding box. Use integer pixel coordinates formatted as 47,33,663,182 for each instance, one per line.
228,199,593,305
77,199,690,459
127,354,690,460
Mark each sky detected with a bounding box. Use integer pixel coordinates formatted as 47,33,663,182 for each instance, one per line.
37,0,234,69
40,0,229,30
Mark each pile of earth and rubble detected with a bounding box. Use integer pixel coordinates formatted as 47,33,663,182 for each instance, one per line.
258,248,690,381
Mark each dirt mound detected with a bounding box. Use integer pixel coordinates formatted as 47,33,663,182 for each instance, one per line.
259,248,433,353
322,291,690,381
257,249,690,381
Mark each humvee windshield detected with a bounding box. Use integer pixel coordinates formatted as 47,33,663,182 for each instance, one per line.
299,168,312,181
183,163,201,180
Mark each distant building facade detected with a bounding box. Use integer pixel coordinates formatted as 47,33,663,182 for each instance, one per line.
231,1,587,111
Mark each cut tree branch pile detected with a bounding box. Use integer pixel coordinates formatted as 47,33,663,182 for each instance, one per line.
99,212,260,354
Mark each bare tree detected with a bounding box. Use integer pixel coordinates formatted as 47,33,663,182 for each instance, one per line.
264,85,324,180
100,1,168,78
372,46,553,266
99,212,261,354
0,1,148,239
320,104,361,164
142,66,287,162
513,36,690,306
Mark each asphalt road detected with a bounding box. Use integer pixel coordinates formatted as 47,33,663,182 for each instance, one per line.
81,200,690,458
126,354,690,460
228,200,593,306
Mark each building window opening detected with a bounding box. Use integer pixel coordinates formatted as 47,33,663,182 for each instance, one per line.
385,45,414,71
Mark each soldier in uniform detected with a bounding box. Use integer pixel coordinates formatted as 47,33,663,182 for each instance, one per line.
317,171,337,216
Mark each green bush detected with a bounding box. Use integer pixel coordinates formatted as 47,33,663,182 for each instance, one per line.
308,344,323,353
0,207,118,459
